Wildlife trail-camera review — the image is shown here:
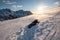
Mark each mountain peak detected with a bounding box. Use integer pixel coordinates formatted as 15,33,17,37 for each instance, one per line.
0,9,32,21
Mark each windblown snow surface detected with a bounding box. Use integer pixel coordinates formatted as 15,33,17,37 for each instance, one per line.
0,11,60,40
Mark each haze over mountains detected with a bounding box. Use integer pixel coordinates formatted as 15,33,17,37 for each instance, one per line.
0,9,32,21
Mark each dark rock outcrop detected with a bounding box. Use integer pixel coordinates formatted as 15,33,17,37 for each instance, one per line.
27,19,39,28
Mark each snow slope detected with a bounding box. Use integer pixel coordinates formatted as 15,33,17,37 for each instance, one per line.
0,11,60,40
0,15,36,40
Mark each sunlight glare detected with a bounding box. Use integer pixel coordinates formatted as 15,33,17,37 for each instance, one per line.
35,4,48,14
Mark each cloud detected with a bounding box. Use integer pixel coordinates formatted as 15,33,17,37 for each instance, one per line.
12,5,17,9
3,0,16,4
12,5,23,8
5,2,16,4
11,4,23,11
54,2,60,6
17,5,23,8
3,0,10,3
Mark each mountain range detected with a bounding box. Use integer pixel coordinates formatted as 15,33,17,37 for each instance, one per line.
0,9,32,21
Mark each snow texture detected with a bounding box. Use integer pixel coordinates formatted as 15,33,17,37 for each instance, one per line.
0,12,60,40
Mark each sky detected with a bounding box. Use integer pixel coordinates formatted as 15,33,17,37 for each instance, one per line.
0,0,60,11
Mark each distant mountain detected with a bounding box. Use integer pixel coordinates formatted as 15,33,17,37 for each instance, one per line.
15,10,32,17
0,9,32,21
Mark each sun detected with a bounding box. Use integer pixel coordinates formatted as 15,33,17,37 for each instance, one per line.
34,4,48,14
37,5,48,11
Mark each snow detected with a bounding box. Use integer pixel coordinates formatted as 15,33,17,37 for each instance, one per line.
0,11,60,40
